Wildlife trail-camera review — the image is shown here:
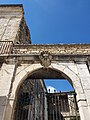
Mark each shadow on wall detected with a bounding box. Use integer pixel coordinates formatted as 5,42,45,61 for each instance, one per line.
0,62,3,69
0,96,12,120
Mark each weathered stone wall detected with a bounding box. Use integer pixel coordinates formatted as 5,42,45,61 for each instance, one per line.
0,4,90,120
0,5,31,44
0,62,16,120
9,62,90,120
13,44,90,55
16,17,31,44
0,5,31,120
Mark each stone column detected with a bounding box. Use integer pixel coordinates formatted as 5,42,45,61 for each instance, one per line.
0,61,16,120
76,62,90,120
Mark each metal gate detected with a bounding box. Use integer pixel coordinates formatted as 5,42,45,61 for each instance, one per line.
12,78,80,120
47,92,80,120
12,79,45,120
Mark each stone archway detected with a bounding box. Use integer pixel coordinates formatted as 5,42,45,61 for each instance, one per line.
0,5,90,120
11,63,83,96
8,62,90,120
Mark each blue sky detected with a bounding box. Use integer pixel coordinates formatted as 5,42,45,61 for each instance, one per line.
44,79,74,92
0,0,90,91
0,0,90,44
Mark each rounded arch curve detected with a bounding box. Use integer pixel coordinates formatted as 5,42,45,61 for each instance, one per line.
11,63,83,99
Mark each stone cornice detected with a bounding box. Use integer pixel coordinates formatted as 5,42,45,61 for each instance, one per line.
13,44,90,55
1,44,90,63
0,4,24,17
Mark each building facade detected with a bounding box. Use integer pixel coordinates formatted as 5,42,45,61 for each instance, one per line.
0,4,90,120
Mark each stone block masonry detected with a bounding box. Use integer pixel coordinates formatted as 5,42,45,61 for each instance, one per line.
0,4,31,44
0,4,90,120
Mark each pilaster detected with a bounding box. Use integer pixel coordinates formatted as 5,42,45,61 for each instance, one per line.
76,62,90,120
0,60,16,120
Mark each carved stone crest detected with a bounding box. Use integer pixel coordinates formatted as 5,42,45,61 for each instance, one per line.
39,51,52,68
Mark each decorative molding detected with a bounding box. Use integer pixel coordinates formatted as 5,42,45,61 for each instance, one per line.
13,44,90,55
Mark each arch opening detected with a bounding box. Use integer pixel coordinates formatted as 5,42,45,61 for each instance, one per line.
12,66,81,120
26,67,74,87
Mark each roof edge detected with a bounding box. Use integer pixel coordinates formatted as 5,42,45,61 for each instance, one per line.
0,4,23,7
